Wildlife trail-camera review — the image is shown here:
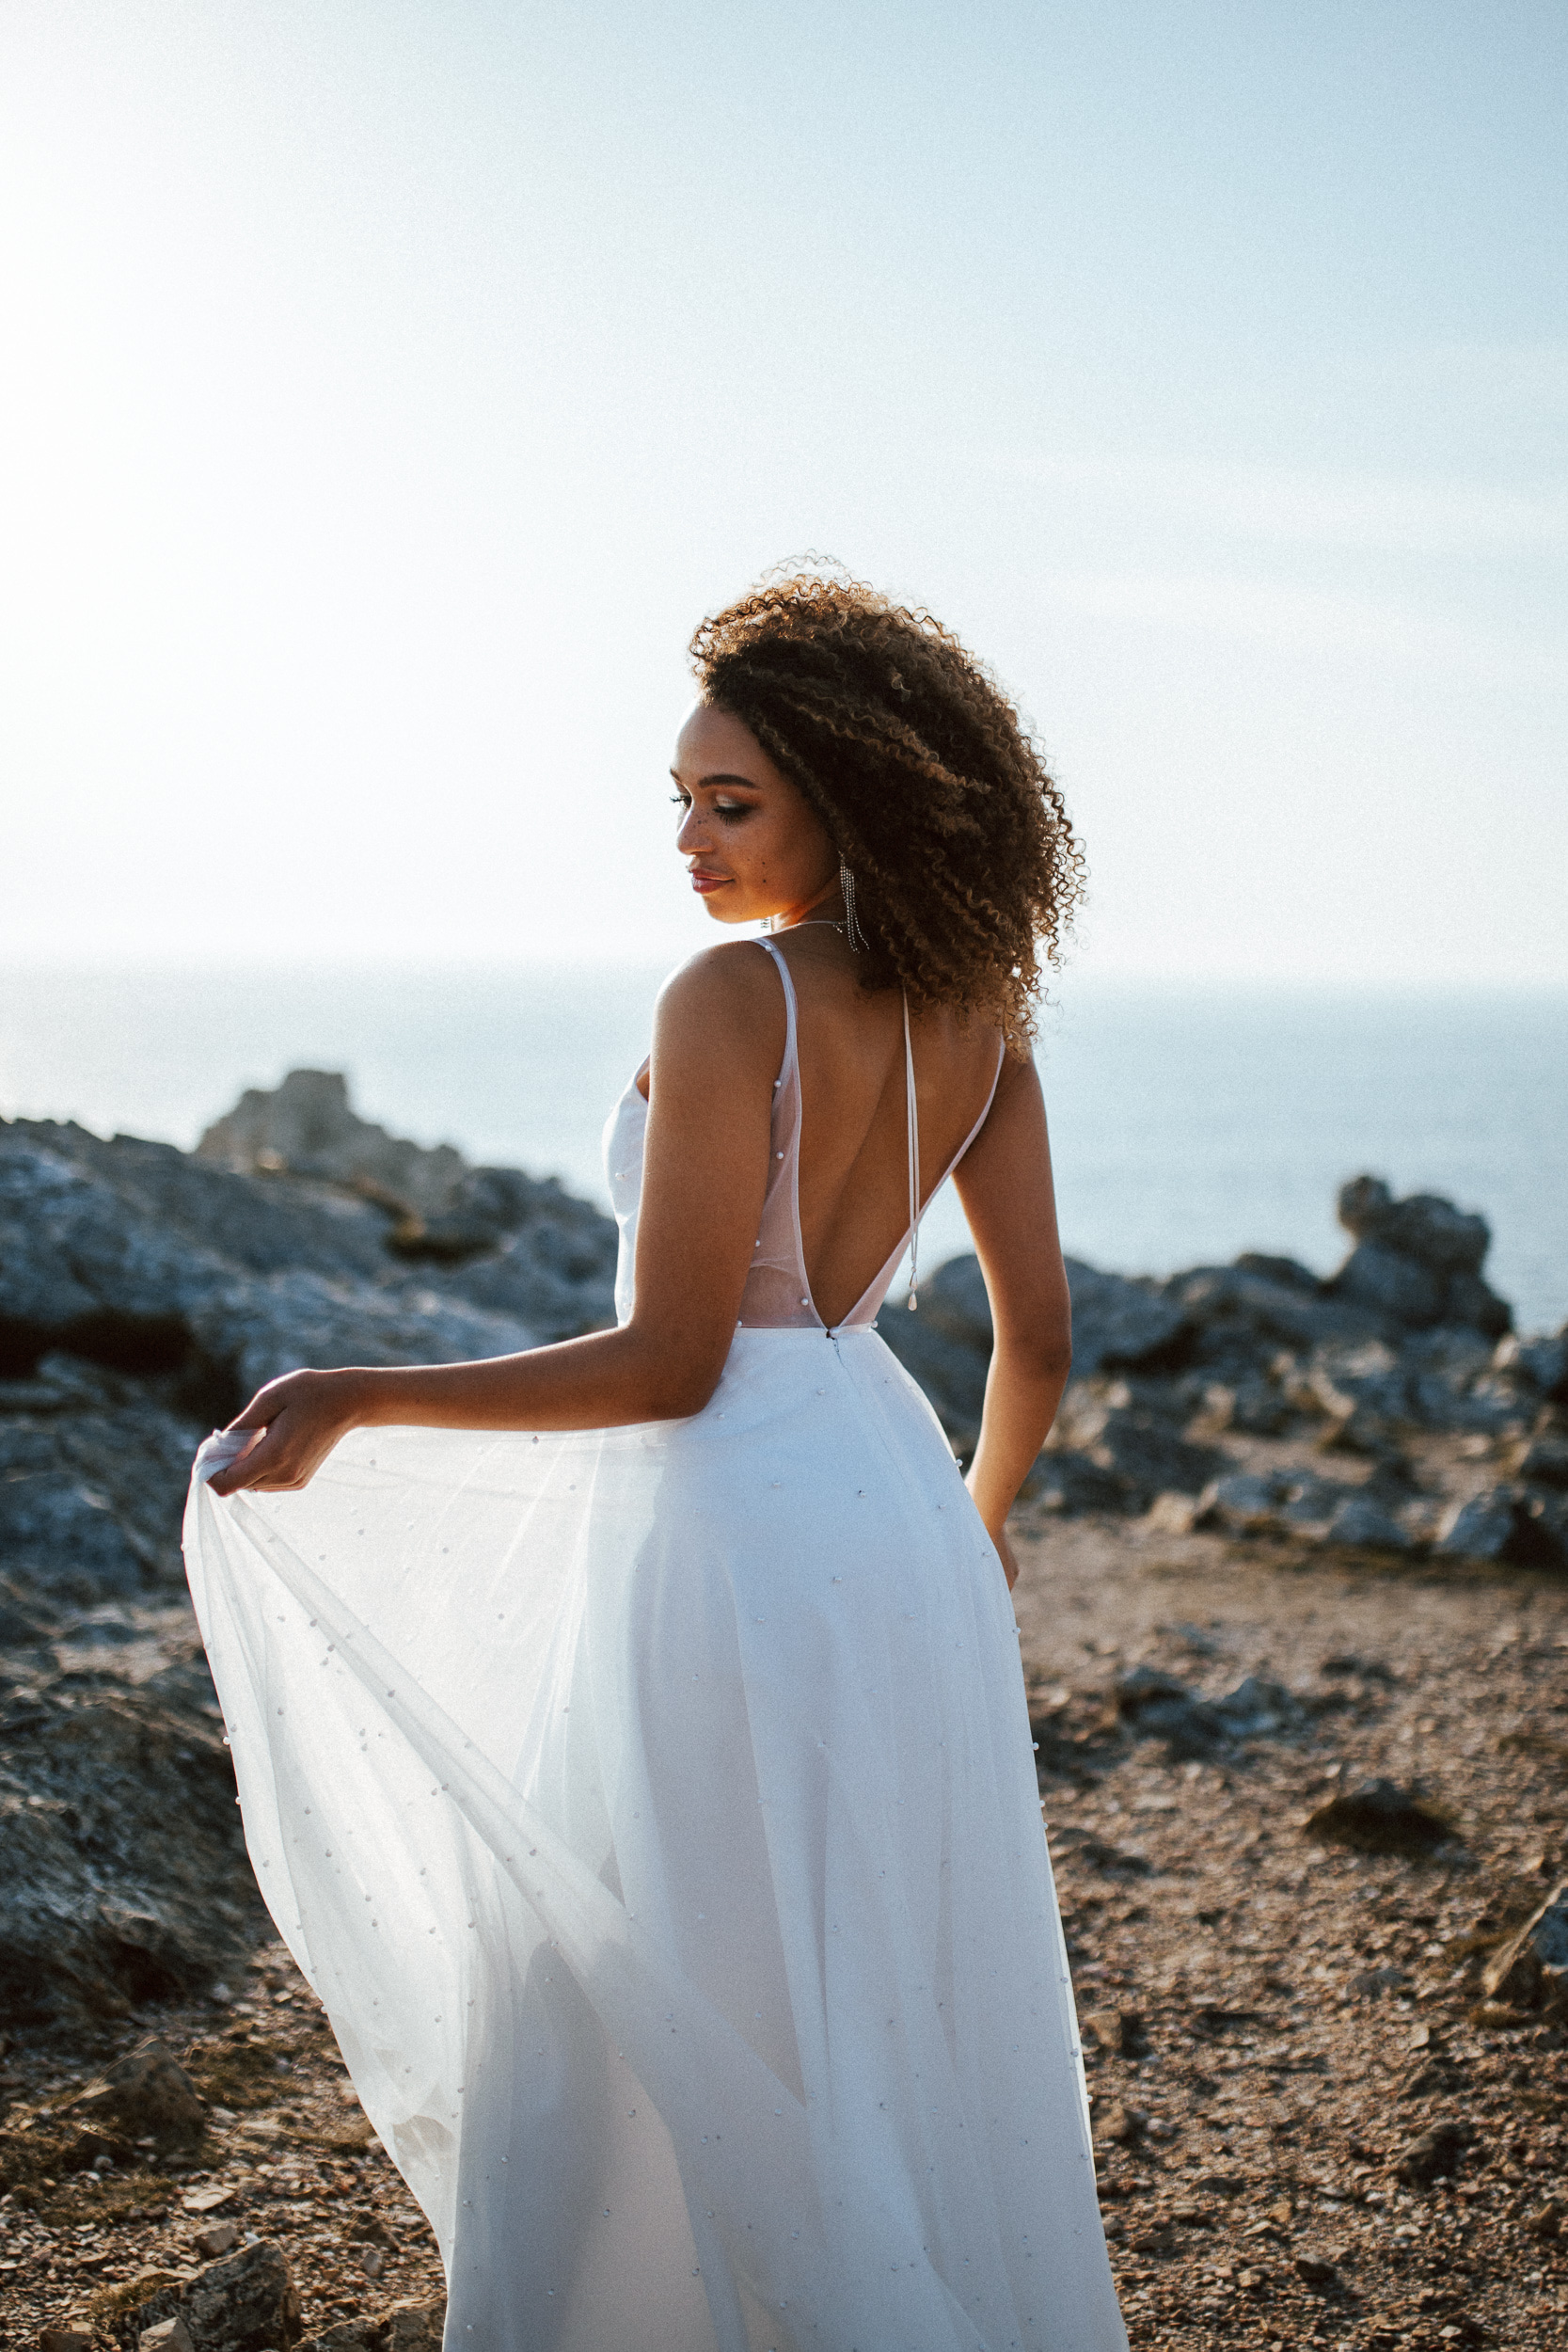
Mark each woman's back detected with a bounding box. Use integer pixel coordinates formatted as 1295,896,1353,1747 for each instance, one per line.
742,930,1004,1331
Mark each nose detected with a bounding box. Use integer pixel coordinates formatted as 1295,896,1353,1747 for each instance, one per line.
675,802,710,855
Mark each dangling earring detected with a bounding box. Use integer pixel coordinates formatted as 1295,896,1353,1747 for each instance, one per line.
839,857,868,953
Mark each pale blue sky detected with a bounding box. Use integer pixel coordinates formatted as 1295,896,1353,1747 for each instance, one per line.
2,1,1564,978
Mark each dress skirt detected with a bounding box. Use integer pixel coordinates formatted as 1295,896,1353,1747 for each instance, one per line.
183,1325,1127,2352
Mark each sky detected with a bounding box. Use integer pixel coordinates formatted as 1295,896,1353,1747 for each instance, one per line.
1,0,1565,982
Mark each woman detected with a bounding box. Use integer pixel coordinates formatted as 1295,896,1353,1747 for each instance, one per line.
186,572,1128,2352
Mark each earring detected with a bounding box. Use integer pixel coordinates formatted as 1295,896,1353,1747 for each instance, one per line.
839,857,868,953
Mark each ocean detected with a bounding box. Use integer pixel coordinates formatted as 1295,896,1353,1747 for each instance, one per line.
2,964,1564,1336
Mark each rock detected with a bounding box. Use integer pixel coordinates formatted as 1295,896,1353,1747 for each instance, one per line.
198,1070,467,1218
1097,2102,1148,2145
0,1647,266,2026
1065,1261,1193,1376
1481,1883,1568,2012
1495,1331,1568,1400
1294,2255,1341,2288
296,2328,379,2352
1116,1663,1306,1758
1041,1383,1224,1514
68,2039,208,2150
379,2307,445,2352
1143,1490,1200,1535
1513,1431,1568,1487
135,2239,304,2352
1323,1494,1414,1552
39,2331,96,2352
1333,1240,1447,1327
875,1289,990,1454
1433,1487,1531,1564
1330,1178,1510,1335
195,2221,243,2258
1338,1177,1489,1274
1304,1778,1455,1857
1528,2199,1563,2240
140,2325,196,2352
1394,2117,1473,2186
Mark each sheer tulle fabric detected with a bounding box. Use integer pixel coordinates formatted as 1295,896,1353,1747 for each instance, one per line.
183,952,1126,2352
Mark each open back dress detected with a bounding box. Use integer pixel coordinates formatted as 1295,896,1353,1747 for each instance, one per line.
184,941,1127,2352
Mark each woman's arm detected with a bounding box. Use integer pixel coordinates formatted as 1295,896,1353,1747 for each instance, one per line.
950,1053,1073,1588
207,948,784,1495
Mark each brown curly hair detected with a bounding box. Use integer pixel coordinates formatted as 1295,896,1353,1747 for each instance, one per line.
689,566,1084,1044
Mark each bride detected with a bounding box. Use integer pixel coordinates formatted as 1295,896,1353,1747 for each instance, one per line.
186,571,1128,2351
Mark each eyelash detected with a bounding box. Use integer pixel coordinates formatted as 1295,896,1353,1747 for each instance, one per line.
669,793,752,819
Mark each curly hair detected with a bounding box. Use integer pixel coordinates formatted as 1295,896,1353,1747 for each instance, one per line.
689,566,1084,1044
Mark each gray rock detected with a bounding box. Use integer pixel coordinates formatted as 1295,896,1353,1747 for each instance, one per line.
0,1622,267,2025
1040,1382,1224,1513
1481,1882,1568,2012
1332,1240,1446,1327
1329,1178,1511,1334
1323,1494,1415,1552
1116,1663,1307,1757
67,2038,208,2150
1394,2117,1473,2187
0,1134,544,1412
1514,1432,1568,1487
198,1068,467,1219
1303,1777,1455,1856
888,1250,1193,1383
1066,1259,1192,1376
1169,1263,1383,1362
130,2237,303,2351
1193,1466,1364,1542
1433,1486,1523,1562
1495,1330,1568,1400
1337,1176,1489,1274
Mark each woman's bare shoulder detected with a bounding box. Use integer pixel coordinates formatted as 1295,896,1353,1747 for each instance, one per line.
652,940,787,1062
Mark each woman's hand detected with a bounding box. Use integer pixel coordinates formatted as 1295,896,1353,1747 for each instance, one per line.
206,1368,369,1498
990,1525,1021,1591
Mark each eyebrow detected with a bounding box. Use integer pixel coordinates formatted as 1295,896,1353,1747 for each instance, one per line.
669,770,766,790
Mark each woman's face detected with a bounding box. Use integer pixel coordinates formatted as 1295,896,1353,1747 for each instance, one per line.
670,702,837,928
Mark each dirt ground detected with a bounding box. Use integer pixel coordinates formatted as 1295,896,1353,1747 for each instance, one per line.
2,1513,1565,2351
1011,1508,1568,2352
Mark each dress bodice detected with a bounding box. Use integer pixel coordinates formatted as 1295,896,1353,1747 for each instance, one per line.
602,940,1005,1334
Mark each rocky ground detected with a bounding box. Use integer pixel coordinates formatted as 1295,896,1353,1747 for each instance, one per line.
3,1522,1564,2350
2,1072,1565,2346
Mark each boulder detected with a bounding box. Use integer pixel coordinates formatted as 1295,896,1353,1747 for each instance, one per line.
1394,2118,1473,2187
1065,1260,1192,1376
1116,1663,1307,1758
1041,1383,1223,1513
198,1069,467,1219
882,1249,1193,1405
1337,1176,1489,1273
0,1133,544,1413
295,2306,443,2352
1433,1487,1527,1564
1481,1883,1568,2013
126,2238,303,2352
1190,1467,1392,1544
1328,1177,1511,1336
1303,1777,1455,1857
1323,1494,1415,1553
1495,1330,1568,1401
67,2038,207,2151
0,1619,267,2026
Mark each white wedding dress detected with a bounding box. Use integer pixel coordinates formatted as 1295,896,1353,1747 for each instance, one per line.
184,941,1127,2352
